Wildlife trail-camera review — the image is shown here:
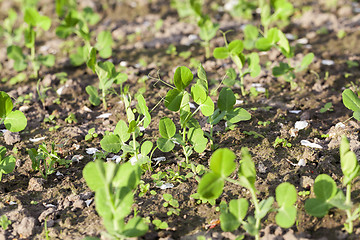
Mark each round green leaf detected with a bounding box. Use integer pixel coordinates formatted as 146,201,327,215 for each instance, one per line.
275,205,296,228
314,174,337,200
173,66,193,90
100,134,121,153
191,84,207,104
229,198,249,221
4,110,27,132
198,172,224,199
123,216,149,238
200,97,214,117
276,182,297,207
213,47,229,59
157,138,175,152
114,120,130,143
342,89,360,112
141,141,153,156
159,117,176,138
226,108,251,123
304,198,331,217
218,87,235,112
0,91,13,118
210,148,236,177
255,37,272,51
228,40,244,55
83,161,105,191
165,89,184,111
220,212,240,232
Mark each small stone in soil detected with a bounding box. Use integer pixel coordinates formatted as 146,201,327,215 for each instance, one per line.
13,217,36,238
3,131,20,145
28,178,45,191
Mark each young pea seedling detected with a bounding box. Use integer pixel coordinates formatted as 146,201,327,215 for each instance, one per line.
0,147,16,181
7,8,54,78
28,142,71,179
198,148,297,240
155,65,213,164
213,32,261,96
83,161,148,239
100,93,153,170
305,136,360,234
86,48,128,110
0,91,27,132
56,4,113,65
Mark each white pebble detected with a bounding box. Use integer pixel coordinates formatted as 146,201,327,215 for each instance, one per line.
96,113,112,119
301,140,323,149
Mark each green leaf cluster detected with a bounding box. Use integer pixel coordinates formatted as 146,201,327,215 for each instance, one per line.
100,94,152,168
56,5,112,65
198,148,297,237
28,142,70,179
86,48,128,110
7,8,54,78
159,65,212,161
83,161,148,239
0,146,16,181
305,136,360,233
0,91,27,132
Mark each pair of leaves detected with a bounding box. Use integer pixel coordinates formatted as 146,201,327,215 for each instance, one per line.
0,146,16,181
255,28,290,56
157,117,176,152
213,40,244,60
0,91,27,132
208,87,251,125
305,174,348,217
198,148,236,199
24,8,51,30
342,89,360,121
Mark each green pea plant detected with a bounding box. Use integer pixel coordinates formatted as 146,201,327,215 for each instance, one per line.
0,215,11,230
28,142,71,179
0,146,16,181
56,3,113,66
162,193,180,216
82,160,148,239
259,0,294,35
99,93,153,170
213,33,261,96
305,136,360,234
86,48,128,110
155,65,213,164
198,148,297,240
189,0,219,59
7,8,55,78
0,91,27,132
206,87,251,149
0,8,23,47
85,128,98,141
342,88,360,121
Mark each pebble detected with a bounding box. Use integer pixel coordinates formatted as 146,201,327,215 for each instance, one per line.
301,176,314,189
4,131,21,145
13,217,36,238
38,208,55,223
72,200,85,210
28,178,45,191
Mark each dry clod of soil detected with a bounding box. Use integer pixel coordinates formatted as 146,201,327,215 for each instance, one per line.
28,177,45,191
3,131,21,145
13,217,37,238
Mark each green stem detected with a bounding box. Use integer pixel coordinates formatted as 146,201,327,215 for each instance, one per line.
231,56,245,96
345,183,353,233
205,41,210,59
249,187,261,240
132,132,137,161
102,89,107,110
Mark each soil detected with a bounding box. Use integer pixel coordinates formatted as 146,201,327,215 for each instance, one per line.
1,0,360,239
